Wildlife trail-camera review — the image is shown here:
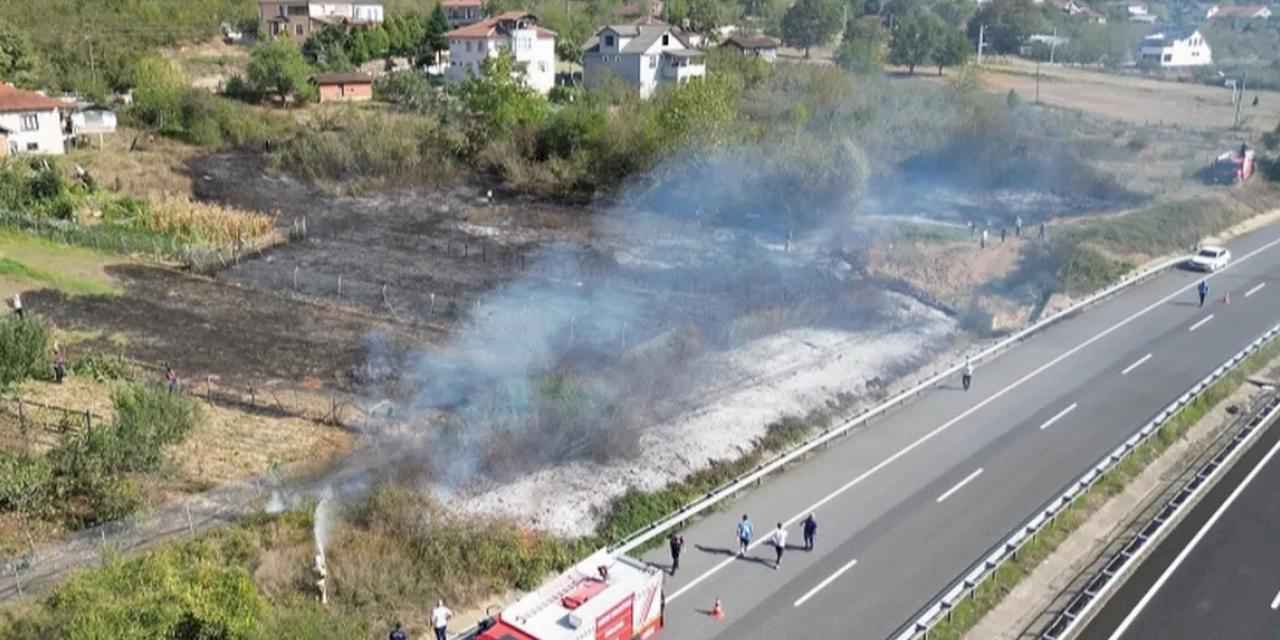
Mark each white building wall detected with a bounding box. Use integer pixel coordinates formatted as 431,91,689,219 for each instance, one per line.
353,3,383,22
512,31,556,94
309,3,353,19
0,109,63,155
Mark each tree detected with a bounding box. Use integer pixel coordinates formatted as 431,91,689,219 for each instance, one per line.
0,22,41,88
934,28,970,75
366,25,392,60
131,56,188,130
420,4,451,66
835,15,885,73
888,10,944,74
781,0,844,58
458,52,550,135
968,0,1047,54
302,24,353,71
350,29,373,65
931,0,977,27
247,38,314,104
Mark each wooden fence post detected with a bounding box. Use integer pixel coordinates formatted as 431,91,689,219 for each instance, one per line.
85,410,91,433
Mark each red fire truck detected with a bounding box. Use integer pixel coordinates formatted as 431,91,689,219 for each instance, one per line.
476,550,665,640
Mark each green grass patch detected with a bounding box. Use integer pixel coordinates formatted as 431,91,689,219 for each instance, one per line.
0,257,116,296
922,336,1280,639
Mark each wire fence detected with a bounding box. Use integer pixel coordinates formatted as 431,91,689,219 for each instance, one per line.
0,396,104,454
0,475,271,602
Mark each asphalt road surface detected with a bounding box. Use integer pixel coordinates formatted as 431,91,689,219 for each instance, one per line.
1079,398,1280,640
641,224,1280,640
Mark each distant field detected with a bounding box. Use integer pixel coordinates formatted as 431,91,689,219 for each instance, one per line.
976,60,1280,131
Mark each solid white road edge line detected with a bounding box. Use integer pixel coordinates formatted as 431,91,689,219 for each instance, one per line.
1106,436,1280,640
1247,282,1267,298
793,558,859,608
665,233,1280,604
1039,403,1079,431
1271,589,1280,610
936,468,984,504
1189,315,1215,332
1122,354,1153,376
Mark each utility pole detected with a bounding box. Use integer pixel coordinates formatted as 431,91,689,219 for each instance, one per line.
1035,59,1040,103
1233,71,1247,129
977,24,987,65
1049,27,1058,64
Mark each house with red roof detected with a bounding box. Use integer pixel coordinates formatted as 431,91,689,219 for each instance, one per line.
445,12,558,94
1206,4,1272,19
0,84,65,156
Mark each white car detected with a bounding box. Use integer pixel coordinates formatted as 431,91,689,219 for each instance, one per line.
1188,246,1231,272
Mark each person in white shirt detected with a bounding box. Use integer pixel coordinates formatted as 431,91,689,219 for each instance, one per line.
431,600,452,640
768,522,788,570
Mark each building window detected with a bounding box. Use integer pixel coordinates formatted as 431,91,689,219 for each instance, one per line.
605,35,615,48
295,23,304,36
1163,53,1172,62
649,55,656,68
26,142,37,151
662,34,669,46
20,114,37,132
288,4,307,15
466,41,472,52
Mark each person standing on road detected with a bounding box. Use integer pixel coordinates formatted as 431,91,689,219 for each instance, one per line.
1000,227,1007,243
1015,216,1024,237
981,228,988,249
802,514,817,551
431,600,452,640
768,522,787,570
737,514,753,557
1199,279,1209,308
1039,222,1046,240
668,531,684,575
390,622,408,640
962,359,973,391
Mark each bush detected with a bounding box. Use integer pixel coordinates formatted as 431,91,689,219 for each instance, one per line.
0,314,51,387
101,383,201,473
0,451,54,514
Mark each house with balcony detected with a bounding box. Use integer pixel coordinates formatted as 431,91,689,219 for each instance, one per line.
0,84,64,156
442,0,486,27
582,24,706,99
259,0,383,39
1138,28,1212,66
445,12,558,95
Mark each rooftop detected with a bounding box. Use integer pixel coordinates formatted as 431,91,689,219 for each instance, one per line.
1211,4,1269,16
312,72,374,84
585,24,692,54
442,0,484,6
0,84,64,113
446,11,556,39
721,33,780,50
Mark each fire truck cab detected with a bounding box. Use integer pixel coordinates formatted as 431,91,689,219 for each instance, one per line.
476,549,665,640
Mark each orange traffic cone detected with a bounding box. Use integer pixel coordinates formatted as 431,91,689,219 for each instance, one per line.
712,598,724,621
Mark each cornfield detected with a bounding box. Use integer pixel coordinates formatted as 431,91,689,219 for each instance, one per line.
135,195,276,247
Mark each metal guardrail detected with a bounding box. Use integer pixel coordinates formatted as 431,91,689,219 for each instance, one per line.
1039,378,1280,639
609,253,1189,557
889,322,1280,640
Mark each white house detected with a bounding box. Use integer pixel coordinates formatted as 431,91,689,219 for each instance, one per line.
1206,4,1272,19
445,12,557,95
1138,28,1212,67
582,24,706,99
442,0,485,27
0,84,64,156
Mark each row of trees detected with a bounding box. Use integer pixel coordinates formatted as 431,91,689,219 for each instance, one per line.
302,9,450,71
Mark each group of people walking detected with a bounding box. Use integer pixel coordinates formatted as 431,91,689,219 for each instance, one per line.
667,513,820,575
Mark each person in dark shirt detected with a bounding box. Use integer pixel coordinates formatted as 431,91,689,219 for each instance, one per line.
802,514,818,551
389,622,408,640
668,532,684,575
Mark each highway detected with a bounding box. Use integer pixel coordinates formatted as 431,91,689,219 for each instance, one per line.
1079,397,1280,640
639,223,1280,640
